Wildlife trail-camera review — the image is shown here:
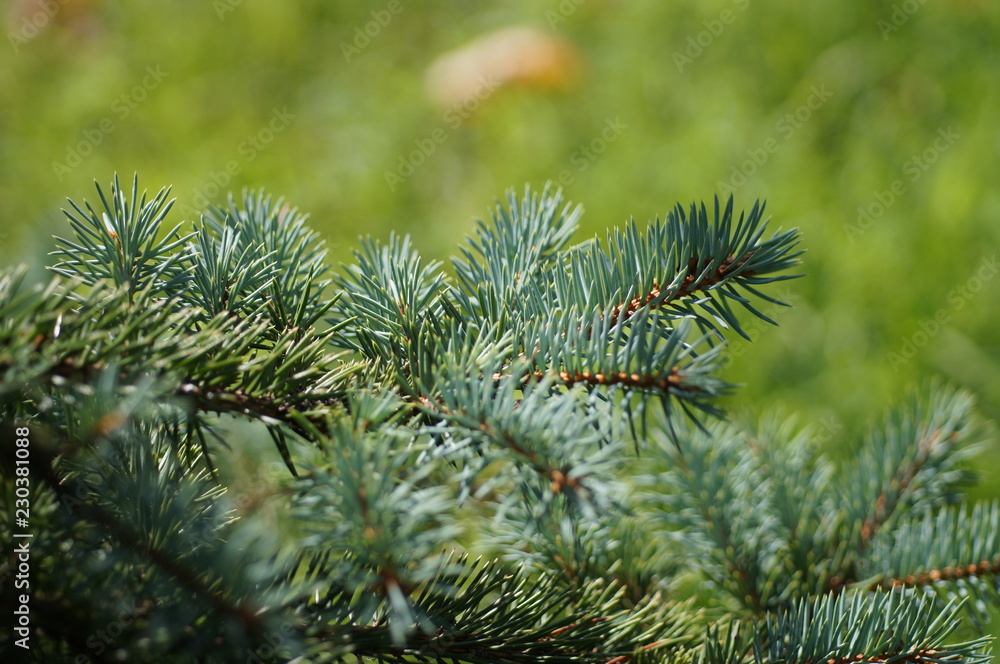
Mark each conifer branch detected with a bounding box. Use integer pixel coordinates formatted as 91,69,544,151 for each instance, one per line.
750,590,992,664
879,559,999,590
175,382,343,436
860,502,1000,624
7,175,997,664
554,197,801,341
294,556,688,664
46,472,266,634
543,366,695,394
857,424,966,547
606,252,755,329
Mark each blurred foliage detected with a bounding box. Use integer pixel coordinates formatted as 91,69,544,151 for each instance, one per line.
2,0,999,514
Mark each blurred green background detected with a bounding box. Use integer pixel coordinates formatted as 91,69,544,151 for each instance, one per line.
2,0,998,630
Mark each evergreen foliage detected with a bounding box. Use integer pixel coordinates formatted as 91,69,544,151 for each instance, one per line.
0,175,996,663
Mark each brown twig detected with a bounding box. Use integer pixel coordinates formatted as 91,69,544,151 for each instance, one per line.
875,558,1000,591
540,367,702,394
607,253,756,328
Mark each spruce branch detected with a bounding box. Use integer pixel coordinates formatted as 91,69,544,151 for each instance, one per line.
750,589,992,664
329,185,800,443
863,502,1000,626
292,412,462,591
50,173,193,301
642,385,998,619
203,189,335,334
830,385,981,592
848,385,978,548
0,271,352,436
553,197,801,341
488,493,678,609
4,176,357,470
330,233,455,364
292,555,693,664
1,403,297,661
744,415,838,601
11,175,999,664
646,419,776,613
424,360,622,514
451,183,581,326
520,310,733,426
183,218,278,321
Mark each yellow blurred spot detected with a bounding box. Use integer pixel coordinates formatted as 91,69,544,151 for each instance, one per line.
94,410,127,438
8,0,103,37
425,26,582,110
